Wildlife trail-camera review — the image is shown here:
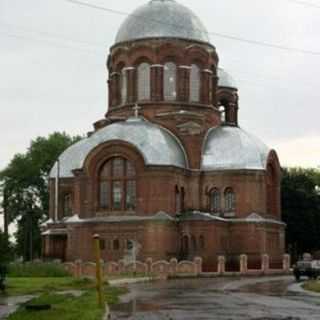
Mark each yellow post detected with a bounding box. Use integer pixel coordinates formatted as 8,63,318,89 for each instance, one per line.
93,234,104,309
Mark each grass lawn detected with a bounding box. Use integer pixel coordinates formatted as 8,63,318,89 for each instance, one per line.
5,277,95,296
302,280,320,293
1,277,127,320
7,287,126,320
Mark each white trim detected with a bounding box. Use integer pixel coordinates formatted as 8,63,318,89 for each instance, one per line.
123,66,135,71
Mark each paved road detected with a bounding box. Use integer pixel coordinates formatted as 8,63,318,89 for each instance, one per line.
0,296,34,319
111,276,320,320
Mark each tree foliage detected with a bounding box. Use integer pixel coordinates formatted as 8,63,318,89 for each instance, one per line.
0,132,81,261
0,229,12,264
282,167,320,261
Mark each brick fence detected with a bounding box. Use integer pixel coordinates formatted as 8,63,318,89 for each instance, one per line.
63,254,291,279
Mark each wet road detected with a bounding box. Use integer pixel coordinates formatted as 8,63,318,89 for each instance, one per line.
0,295,34,319
111,276,320,320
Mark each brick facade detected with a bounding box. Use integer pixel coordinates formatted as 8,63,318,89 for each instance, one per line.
42,2,285,268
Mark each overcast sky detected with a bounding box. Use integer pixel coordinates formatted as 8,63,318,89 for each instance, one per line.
1,0,320,171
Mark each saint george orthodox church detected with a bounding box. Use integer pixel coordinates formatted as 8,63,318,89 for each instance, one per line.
43,0,285,270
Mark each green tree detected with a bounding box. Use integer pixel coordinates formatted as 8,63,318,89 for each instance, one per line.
0,228,12,264
0,132,81,261
282,167,320,261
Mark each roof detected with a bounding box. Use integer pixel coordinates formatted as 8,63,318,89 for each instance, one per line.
115,0,210,44
201,126,270,171
179,211,285,226
62,212,175,224
218,68,237,89
50,117,187,178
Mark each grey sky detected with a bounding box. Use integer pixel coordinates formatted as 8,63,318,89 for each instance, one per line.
1,0,319,170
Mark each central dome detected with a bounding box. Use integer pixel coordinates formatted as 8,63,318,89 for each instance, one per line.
115,0,210,44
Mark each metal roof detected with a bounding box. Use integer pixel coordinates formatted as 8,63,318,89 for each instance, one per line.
218,68,237,89
61,212,175,224
50,117,187,178
115,0,210,44
201,126,270,171
179,211,285,225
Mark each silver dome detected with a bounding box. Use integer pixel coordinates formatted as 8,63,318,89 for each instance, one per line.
115,0,210,44
218,68,237,89
201,126,270,171
50,117,188,178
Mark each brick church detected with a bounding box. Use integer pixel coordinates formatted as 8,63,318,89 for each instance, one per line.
43,0,285,269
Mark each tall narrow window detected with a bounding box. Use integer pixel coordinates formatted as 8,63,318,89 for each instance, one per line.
181,187,185,213
267,164,278,216
138,63,151,100
182,235,189,254
191,235,197,252
210,188,221,212
100,181,109,209
224,188,236,212
121,69,127,104
190,64,200,102
113,239,120,251
112,181,122,210
126,181,136,210
199,235,205,250
175,186,181,214
99,157,136,211
164,62,177,101
63,194,72,216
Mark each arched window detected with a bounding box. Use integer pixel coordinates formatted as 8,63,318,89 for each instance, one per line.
138,63,151,100
191,235,197,252
63,194,72,217
113,239,120,251
219,105,226,122
210,188,221,212
120,69,127,104
175,186,181,214
164,62,177,101
99,157,136,211
181,187,185,212
199,235,205,250
182,235,189,254
190,64,200,102
267,164,278,216
224,188,236,212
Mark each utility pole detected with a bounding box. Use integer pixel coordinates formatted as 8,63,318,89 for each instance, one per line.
29,210,33,261
1,187,9,238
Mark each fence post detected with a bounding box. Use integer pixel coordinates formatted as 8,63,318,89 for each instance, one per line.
283,254,291,273
146,258,153,275
261,254,269,274
240,254,248,274
169,258,178,277
194,257,202,275
218,256,225,275
75,259,82,278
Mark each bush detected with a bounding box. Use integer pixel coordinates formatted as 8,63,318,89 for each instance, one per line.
8,262,70,277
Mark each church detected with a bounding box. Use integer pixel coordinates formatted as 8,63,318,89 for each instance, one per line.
42,0,285,271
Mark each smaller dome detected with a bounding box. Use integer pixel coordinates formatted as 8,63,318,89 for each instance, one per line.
218,68,237,89
115,0,210,44
201,126,270,171
50,117,187,178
